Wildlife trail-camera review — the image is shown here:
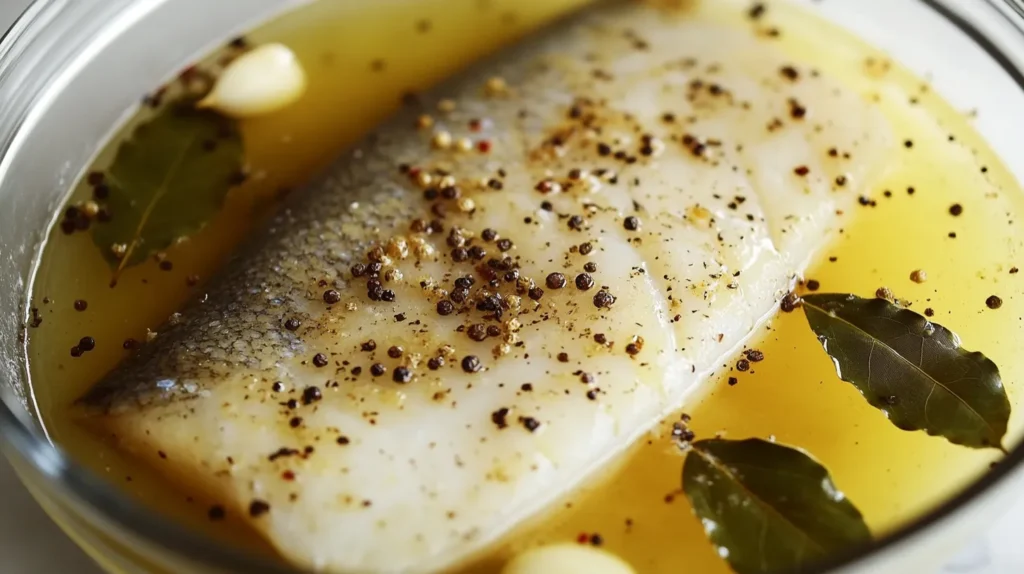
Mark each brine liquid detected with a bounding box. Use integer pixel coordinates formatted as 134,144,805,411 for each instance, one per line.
26,1,1024,572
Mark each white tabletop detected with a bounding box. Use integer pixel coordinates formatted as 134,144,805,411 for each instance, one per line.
2,1,1024,572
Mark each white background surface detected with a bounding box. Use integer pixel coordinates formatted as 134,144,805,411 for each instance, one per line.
2,1,1024,572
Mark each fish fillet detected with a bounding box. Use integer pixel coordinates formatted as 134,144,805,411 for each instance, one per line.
78,2,892,572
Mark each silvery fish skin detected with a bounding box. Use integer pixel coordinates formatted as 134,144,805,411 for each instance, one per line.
78,1,891,571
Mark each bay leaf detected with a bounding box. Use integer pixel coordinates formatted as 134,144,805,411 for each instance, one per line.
683,438,870,574
802,293,1009,451
91,100,243,279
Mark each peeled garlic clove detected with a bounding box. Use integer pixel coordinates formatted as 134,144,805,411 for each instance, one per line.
199,43,307,118
502,544,637,574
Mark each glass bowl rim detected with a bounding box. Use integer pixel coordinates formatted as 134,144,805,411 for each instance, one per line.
1,0,1023,572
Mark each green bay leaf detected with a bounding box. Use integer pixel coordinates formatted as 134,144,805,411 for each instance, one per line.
91,100,243,279
802,293,1010,451
683,438,870,574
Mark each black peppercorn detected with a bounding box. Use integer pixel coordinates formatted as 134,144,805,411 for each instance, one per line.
575,273,595,291
462,355,482,373
78,336,96,352
780,292,800,312
323,290,341,304
520,416,541,432
492,408,510,429
393,366,412,384
249,500,270,518
593,290,616,309
546,272,567,289
302,386,323,404
450,288,469,304
468,324,488,341
437,300,455,315
370,363,387,377
367,284,385,301
312,353,329,368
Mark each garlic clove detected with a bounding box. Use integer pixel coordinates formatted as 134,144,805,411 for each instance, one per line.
199,43,307,118
502,544,637,574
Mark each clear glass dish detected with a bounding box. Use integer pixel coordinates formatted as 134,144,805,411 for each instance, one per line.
2,0,1024,572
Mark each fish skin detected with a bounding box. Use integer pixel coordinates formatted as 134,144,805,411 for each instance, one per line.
77,1,891,571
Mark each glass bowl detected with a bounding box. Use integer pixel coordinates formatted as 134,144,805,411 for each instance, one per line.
2,0,1024,572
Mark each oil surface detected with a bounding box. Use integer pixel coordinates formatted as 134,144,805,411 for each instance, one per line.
26,0,1024,572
